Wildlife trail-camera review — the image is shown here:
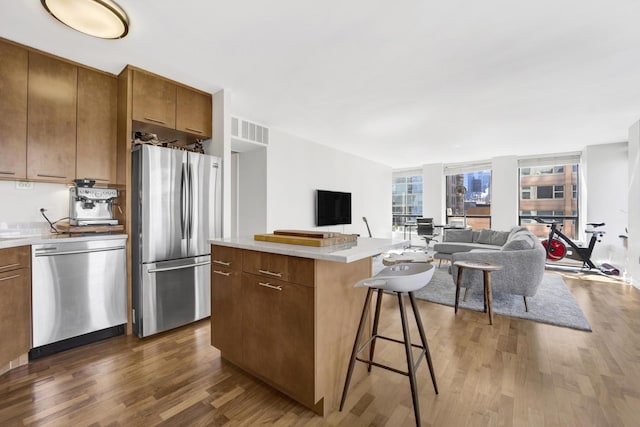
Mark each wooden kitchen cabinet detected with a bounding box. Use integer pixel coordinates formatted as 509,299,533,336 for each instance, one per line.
0,246,31,375
76,68,117,183
242,273,315,406
210,246,243,364
27,51,77,182
131,69,176,129
0,40,28,180
176,86,212,138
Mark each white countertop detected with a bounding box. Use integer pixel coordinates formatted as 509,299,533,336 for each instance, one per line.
210,236,409,263
0,233,128,250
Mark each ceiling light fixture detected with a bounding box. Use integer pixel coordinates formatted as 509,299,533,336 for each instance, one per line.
41,0,129,39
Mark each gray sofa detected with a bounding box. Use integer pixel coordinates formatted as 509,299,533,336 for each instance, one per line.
434,227,547,310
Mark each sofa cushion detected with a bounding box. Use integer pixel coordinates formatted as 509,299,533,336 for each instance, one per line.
502,233,537,251
445,229,473,243
477,229,510,246
434,242,502,254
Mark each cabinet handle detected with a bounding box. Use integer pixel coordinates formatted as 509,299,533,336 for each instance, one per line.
258,269,282,278
84,177,109,182
213,259,231,266
258,282,282,291
0,171,16,175
144,116,166,124
0,263,21,270
213,270,231,277
186,127,204,134
37,174,67,179
0,274,20,282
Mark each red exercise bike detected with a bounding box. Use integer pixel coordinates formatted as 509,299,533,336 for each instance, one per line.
534,217,619,275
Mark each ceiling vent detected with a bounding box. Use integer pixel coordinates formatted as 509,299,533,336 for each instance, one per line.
231,116,269,152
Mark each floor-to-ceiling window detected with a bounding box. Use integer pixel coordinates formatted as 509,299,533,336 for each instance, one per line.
392,172,422,234
444,162,491,230
518,155,580,239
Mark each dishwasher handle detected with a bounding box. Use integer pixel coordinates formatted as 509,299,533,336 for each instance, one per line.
34,246,126,257
148,260,211,273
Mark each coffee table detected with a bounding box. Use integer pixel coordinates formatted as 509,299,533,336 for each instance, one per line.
453,260,503,325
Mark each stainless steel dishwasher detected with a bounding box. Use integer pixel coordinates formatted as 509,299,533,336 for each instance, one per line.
30,238,127,358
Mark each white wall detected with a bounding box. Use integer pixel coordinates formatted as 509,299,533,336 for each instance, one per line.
0,181,68,228
628,122,640,286
264,129,392,238
422,163,444,224
237,147,267,238
491,156,519,230
584,142,629,268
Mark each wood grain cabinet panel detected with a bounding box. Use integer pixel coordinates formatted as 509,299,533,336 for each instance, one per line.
132,70,176,128
0,246,31,370
27,52,77,182
243,250,289,281
76,68,117,183
176,86,212,138
211,246,244,364
0,40,28,180
241,273,314,405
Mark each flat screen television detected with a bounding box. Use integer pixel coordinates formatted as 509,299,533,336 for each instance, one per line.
316,190,352,226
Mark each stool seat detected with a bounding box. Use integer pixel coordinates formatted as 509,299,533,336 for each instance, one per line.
355,263,434,292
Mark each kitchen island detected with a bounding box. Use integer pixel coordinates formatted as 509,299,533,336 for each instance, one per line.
209,236,407,415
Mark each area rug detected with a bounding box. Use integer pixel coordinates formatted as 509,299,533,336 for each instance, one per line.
414,267,592,331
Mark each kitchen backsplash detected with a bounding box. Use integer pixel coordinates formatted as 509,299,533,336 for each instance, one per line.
0,181,69,227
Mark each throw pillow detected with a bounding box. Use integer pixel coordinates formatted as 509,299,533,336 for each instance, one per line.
477,229,510,246
508,226,528,240
476,229,494,245
502,234,535,251
445,229,473,243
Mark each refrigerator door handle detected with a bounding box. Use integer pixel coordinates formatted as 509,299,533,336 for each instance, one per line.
188,163,194,239
180,163,187,239
148,260,211,273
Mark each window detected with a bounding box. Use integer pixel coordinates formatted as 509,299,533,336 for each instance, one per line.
392,173,422,231
518,155,580,239
444,166,491,230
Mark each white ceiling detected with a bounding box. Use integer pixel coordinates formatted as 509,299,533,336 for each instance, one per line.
2,1,639,168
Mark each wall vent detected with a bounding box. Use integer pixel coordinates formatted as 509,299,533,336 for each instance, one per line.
231,116,269,146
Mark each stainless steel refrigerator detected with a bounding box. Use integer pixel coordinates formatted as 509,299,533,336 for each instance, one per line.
132,144,221,337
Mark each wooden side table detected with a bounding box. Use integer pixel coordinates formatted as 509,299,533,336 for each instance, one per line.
453,260,503,325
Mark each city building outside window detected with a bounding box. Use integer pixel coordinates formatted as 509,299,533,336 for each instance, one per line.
518,158,580,239
444,168,491,230
392,173,423,233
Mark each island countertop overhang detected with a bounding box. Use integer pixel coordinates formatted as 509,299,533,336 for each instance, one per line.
209,236,408,263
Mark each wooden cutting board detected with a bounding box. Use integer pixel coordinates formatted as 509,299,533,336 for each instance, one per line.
56,222,125,234
254,233,358,247
273,229,341,238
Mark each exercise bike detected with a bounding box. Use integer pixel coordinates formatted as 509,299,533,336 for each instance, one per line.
534,217,619,276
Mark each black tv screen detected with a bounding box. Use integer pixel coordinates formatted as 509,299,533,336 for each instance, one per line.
316,190,352,226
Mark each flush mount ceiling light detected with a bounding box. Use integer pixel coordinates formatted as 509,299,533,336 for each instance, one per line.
41,0,129,39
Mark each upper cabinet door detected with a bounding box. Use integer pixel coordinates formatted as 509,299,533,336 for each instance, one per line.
0,41,28,180
176,86,212,138
76,68,117,183
132,70,176,128
27,52,77,182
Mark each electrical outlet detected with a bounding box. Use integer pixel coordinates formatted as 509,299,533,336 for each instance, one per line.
15,181,33,190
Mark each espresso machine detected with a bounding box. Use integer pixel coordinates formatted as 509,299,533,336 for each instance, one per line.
69,179,119,226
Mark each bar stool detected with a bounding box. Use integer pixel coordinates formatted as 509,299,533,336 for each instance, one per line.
339,263,438,426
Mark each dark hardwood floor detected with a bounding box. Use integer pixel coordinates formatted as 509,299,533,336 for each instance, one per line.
1,271,639,426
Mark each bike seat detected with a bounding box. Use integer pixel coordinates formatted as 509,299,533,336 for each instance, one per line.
586,222,605,228
534,217,561,225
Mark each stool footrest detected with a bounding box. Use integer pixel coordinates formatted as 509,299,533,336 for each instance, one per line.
354,333,428,376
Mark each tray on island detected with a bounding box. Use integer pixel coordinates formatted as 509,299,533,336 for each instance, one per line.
254,231,358,247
